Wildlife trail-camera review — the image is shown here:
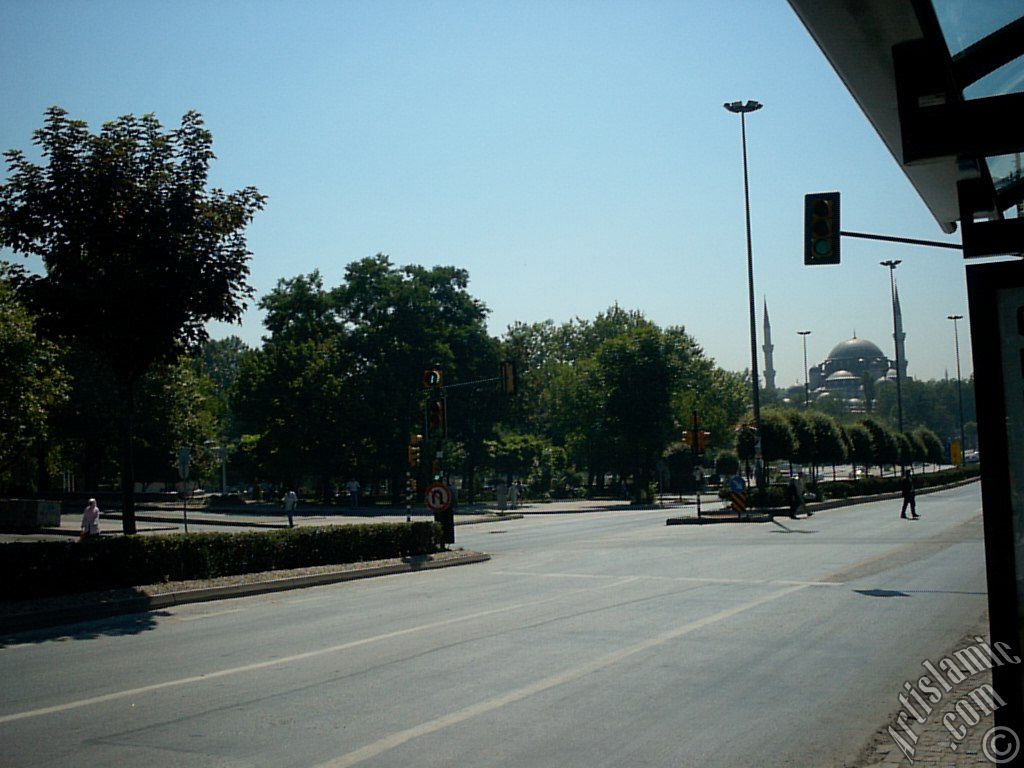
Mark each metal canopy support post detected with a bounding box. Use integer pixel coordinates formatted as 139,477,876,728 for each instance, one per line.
965,260,1024,736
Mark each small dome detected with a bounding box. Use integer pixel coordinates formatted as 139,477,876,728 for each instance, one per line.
826,369,858,381
827,337,886,362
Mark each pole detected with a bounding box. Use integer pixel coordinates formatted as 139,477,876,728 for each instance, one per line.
881,260,905,435
948,314,966,461
741,111,762,489
798,331,811,409
725,100,764,489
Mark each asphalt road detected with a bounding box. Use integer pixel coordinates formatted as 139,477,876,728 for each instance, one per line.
0,483,986,767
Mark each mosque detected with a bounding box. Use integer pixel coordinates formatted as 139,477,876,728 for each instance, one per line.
762,291,907,412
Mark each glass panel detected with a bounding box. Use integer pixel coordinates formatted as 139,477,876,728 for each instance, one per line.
932,0,1023,54
987,153,1024,195
965,55,1024,99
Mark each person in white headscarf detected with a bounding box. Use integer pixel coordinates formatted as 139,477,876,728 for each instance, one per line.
80,498,100,539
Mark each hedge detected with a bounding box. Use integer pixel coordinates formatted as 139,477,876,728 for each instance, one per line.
719,465,980,508
1,522,443,602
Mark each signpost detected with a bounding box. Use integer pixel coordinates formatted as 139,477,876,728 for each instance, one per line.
425,481,455,544
728,474,747,517
177,447,191,533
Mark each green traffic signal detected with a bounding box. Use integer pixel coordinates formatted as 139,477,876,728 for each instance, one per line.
804,192,840,265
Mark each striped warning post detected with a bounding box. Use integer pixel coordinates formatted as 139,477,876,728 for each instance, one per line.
730,492,747,513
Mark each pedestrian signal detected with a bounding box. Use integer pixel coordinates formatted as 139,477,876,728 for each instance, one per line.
804,192,840,265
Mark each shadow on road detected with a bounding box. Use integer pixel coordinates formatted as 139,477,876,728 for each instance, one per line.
0,589,167,647
770,519,818,534
854,588,910,598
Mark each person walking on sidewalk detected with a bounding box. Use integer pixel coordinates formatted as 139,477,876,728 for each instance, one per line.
282,489,298,527
80,498,100,540
900,469,919,519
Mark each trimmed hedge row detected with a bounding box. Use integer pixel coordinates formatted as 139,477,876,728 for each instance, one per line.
1,522,443,602
719,465,980,508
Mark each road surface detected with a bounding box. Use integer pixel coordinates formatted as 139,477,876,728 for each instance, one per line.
0,483,986,767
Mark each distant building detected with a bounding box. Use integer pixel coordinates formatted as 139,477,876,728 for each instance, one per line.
807,336,893,408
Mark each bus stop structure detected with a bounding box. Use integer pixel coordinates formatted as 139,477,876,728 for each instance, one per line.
788,0,1024,740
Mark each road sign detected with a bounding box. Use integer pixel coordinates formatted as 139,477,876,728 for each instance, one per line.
177,447,191,480
727,474,746,493
425,482,452,512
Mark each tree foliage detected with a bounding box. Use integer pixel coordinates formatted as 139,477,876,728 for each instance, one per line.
0,108,264,531
0,276,69,481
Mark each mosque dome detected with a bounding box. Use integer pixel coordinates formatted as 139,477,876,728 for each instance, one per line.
826,369,858,382
826,337,886,363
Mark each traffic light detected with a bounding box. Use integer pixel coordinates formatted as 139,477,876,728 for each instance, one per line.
426,398,447,438
422,369,443,388
407,434,423,467
696,431,711,452
682,430,693,448
500,360,517,395
804,192,840,265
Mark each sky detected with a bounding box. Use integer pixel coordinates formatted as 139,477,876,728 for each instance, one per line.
0,0,976,386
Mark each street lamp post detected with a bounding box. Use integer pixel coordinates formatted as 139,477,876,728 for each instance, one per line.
798,330,812,408
948,314,966,463
725,99,764,488
880,260,905,435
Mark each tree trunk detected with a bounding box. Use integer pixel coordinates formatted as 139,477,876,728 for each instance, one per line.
118,377,138,535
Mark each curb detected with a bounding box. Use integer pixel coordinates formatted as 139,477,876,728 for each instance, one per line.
0,551,491,635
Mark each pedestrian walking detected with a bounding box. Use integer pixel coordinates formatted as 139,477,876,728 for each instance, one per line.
509,480,520,509
282,489,298,527
900,469,919,519
80,498,100,540
786,472,811,518
347,478,360,508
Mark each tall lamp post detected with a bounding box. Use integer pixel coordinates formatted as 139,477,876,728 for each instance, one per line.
797,330,812,408
724,99,764,488
948,314,966,463
880,259,905,435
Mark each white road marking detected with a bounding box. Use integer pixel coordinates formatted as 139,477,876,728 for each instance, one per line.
0,577,636,725
172,608,245,622
314,583,810,768
492,569,841,587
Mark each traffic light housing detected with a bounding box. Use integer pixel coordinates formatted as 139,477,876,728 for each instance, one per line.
423,369,443,388
696,431,711,452
407,434,423,467
426,398,447,438
804,192,840,265
500,360,517,395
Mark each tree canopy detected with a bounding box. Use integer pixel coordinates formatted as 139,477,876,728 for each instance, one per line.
0,108,264,531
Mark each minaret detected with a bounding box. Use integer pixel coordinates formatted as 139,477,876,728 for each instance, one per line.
893,287,908,378
762,298,776,392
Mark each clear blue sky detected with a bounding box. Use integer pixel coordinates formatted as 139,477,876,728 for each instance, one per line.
0,0,973,384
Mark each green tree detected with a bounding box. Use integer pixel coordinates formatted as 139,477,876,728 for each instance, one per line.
809,412,847,479
0,276,69,487
914,426,944,466
785,410,816,468
860,417,899,472
335,256,499,501
593,324,680,502
843,423,874,477
0,108,264,532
